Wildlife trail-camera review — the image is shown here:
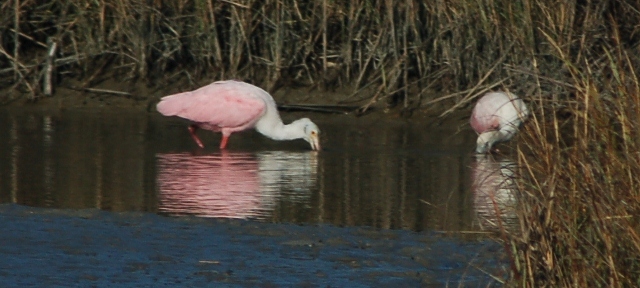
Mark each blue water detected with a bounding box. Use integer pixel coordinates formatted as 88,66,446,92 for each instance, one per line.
0,204,506,287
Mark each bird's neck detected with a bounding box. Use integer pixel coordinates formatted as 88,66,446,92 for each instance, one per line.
498,122,520,140
255,119,305,141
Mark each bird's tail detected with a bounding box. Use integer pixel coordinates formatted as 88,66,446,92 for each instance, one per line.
156,92,191,116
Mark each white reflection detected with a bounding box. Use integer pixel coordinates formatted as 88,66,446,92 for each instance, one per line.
257,151,318,202
156,151,318,219
471,154,518,231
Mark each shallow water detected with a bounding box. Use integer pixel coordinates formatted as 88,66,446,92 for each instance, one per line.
0,107,515,286
0,204,505,287
0,108,516,232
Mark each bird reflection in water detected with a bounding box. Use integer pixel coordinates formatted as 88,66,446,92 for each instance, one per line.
471,154,518,231
156,151,318,219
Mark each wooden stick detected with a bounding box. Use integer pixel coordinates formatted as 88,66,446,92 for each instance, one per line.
13,0,20,82
43,37,57,97
278,104,357,114
81,88,132,96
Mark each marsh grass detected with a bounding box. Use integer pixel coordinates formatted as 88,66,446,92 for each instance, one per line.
0,0,574,107
501,10,640,286
506,45,640,286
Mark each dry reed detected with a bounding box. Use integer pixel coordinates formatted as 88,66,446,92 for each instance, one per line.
500,1,640,286
507,47,640,286
0,0,583,107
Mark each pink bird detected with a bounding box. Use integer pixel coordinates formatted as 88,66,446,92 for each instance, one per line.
156,80,321,150
470,91,529,153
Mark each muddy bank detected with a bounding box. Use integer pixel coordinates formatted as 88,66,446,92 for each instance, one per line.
1,77,456,119
0,204,505,287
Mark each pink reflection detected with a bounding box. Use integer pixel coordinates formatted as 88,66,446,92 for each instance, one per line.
156,151,318,219
156,152,266,219
471,155,517,231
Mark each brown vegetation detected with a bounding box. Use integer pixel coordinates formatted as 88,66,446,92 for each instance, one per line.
0,1,629,109
510,47,640,287
3,0,640,286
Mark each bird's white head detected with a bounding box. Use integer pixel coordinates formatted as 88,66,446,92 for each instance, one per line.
476,130,502,154
292,118,321,151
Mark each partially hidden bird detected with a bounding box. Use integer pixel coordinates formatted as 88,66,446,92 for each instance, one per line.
470,91,529,154
156,80,321,150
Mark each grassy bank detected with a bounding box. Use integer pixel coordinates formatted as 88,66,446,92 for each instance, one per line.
508,48,640,286
3,0,640,286
0,1,634,109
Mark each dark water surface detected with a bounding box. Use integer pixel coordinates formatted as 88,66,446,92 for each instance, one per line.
0,110,513,286
0,108,518,232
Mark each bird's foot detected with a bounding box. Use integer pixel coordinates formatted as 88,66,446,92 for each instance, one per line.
188,125,205,148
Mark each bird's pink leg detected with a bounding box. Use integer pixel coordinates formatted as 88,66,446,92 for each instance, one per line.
219,131,231,149
188,125,205,148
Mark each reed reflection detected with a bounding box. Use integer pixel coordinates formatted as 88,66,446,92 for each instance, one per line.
0,110,483,232
156,151,318,219
471,155,518,231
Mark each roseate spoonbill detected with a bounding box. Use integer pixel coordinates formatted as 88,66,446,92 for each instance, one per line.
156,80,321,150
470,91,529,153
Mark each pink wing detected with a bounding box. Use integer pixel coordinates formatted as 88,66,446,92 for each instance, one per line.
470,108,499,134
470,94,502,133
157,82,266,130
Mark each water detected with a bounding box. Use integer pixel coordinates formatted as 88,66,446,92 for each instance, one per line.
0,108,517,232
0,107,513,286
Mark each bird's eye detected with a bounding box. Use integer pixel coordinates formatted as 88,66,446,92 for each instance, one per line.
311,131,317,136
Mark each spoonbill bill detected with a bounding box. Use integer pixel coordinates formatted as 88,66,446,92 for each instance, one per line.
156,80,321,150
470,91,529,153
